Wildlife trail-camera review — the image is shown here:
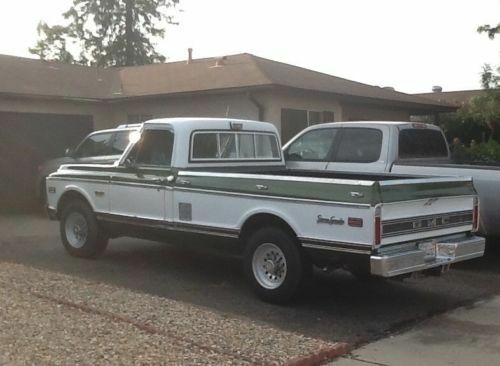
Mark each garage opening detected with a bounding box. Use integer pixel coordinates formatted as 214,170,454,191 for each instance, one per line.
0,112,93,212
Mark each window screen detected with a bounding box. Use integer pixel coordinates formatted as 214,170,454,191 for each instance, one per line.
335,128,382,163
399,129,448,159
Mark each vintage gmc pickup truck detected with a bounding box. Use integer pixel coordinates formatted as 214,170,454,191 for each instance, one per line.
46,118,485,303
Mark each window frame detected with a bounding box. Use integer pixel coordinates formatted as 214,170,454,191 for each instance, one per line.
127,128,175,168
189,130,282,162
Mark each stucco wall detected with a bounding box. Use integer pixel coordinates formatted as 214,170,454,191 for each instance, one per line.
103,93,260,130
341,102,410,122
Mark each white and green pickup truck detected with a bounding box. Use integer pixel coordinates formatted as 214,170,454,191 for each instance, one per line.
46,118,485,303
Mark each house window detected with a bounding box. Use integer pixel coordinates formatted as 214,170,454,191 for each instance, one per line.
127,113,153,123
281,109,336,143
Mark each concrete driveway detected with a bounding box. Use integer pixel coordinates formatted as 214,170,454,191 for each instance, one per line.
1,214,500,363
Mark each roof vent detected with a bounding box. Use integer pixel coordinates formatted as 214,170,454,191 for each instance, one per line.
382,86,395,91
187,48,193,64
432,85,443,93
212,56,227,68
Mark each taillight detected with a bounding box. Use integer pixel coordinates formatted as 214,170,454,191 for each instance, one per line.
374,205,382,246
472,197,479,232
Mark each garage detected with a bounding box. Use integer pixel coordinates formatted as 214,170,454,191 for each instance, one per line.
0,111,93,211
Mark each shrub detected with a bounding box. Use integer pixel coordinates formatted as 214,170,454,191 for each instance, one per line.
464,140,500,164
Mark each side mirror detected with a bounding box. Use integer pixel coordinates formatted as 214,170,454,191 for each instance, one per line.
65,147,75,157
123,157,136,169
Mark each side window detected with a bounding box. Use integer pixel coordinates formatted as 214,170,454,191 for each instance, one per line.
76,132,113,158
334,128,382,163
130,130,174,166
286,129,338,161
109,131,132,155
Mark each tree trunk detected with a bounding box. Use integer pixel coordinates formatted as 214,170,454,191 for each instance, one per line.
125,0,135,66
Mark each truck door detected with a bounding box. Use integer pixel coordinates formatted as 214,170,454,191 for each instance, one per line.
325,127,389,173
283,128,339,170
109,128,174,222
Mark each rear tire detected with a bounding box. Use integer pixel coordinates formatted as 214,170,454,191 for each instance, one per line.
244,227,305,304
60,200,108,258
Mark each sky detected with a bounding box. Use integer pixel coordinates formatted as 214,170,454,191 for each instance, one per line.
0,0,499,94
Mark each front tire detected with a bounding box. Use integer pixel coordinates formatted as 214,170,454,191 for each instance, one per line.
60,200,108,258
244,227,305,304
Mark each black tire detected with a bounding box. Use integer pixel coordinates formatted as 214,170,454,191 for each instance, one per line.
244,227,306,304
59,199,108,258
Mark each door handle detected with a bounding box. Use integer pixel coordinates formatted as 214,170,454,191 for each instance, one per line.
256,184,268,191
177,178,191,186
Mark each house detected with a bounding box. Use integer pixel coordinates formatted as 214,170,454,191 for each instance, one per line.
0,52,455,208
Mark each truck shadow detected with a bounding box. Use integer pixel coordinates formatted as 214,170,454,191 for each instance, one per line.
2,233,500,345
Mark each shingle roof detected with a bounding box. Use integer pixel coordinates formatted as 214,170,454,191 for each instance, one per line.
0,54,121,99
0,53,455,110
415,89,498,107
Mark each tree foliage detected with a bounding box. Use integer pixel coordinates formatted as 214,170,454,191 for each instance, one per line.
30,0,179,67
477,22,500,89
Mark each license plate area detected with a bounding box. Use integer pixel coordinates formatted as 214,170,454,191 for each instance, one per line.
418,241,437,260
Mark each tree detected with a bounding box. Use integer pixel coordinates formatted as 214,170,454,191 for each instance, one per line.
477,22,500,89
30,0,179,67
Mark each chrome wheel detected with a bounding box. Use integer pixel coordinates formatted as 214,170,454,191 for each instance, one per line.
65,212,88,249
252,243,287,289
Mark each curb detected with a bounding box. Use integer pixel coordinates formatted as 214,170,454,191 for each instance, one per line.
275,342,351,366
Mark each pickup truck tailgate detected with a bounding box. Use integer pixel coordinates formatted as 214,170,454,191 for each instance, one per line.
369,176,484,277
376,177,477,246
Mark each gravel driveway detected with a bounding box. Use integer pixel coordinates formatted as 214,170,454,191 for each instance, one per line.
0,262,345,365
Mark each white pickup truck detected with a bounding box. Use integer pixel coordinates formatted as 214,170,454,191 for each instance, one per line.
46,118,485,303
284,121,500,238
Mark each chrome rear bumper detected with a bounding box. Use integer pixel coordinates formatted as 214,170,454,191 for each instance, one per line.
370,235,485,277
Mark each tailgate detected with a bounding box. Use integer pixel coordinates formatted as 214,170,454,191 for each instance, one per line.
375,177,477,246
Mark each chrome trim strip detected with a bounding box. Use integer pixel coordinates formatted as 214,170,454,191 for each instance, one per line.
299,237,372,254
178,170,376,186
48,177,110,184
301,243,371,254
174,186,372,208
378,176,472,186
96,213,239,238
110,181,174,190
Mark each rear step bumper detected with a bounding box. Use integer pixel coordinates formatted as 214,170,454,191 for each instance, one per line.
370,235,485,277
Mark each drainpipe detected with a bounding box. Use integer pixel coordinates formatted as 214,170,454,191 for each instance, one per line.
247,92,265,121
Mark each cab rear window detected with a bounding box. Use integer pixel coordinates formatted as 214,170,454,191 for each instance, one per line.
399,129,448,159
191,131,280,161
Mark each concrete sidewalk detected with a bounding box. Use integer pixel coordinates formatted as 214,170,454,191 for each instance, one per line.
333,295,500,366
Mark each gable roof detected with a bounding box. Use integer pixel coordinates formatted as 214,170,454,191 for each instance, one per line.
0,53,455,111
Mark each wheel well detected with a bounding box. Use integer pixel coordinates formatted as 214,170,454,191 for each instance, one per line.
56,190,91,219
240,213,298,243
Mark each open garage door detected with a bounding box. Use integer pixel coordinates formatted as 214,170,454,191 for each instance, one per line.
0,112,93,212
